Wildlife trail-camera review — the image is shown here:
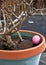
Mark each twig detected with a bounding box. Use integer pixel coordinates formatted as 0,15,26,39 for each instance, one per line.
0,8,6,34
3,9,23,41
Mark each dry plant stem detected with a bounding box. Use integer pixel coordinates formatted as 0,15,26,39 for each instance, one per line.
5,35,16,50
8,15,28,34
0,0,3,8
5,8,25,41
30,0,33,4
0,23,2,29
10,19,23,42
17,0,20,14
4,9,23,41
0,38,6,41
23,0,27,12
6,22,20,34
4,28,15,46
16,29,24,41
7,15,28,34
13,0,15,12
2,9,6,33
1,5,13,43
6,7,21,20
4,9,28,34
5,35,13,44
0,0,36,42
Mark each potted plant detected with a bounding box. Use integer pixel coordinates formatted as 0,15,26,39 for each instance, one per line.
0,0,46,65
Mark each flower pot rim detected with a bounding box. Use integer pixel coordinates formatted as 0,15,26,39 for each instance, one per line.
0,30,45,60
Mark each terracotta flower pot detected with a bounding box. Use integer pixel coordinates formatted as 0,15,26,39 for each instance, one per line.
0,30,45,65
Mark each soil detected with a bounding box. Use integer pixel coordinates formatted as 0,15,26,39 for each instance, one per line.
0,36,41,50
16,40,33,50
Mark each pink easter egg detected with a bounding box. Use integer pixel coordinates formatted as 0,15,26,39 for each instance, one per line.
32,35,41,44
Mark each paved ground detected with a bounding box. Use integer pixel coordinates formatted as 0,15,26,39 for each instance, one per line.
21,15,46,65
21,15,46,38
39,53,46,65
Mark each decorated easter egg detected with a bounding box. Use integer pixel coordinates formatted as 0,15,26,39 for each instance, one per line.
32,35,41,44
